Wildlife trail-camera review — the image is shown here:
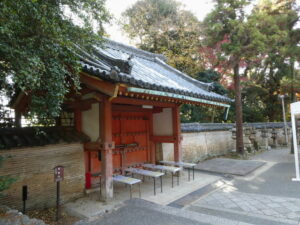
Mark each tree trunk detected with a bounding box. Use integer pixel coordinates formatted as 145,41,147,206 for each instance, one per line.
234,64,244,154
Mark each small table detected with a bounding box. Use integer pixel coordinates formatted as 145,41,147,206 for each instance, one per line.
125,168,164,195
113,175,141,199
160,161,196,181
143,164,181,188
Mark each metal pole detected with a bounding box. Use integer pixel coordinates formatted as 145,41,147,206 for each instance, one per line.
23,200,26,214
139,183,141,198
56,181,60,221
22,185,27,214
292,111,300,181
280,96,289,145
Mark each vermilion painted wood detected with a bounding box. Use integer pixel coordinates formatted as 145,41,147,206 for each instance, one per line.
64,99,96,111
80,73,117,96
151,135,176,143
112,111,150,173
112,97,176,108
149,113,156,164
112,104,153,112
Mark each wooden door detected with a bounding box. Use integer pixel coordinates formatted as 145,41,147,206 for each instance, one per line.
112,111,150,173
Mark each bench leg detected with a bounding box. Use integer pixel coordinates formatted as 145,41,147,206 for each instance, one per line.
172,173,174,188
193,167,195,180
99,176,102,195
188,168,190,181
153,177,156,195
160,176,163,193
130,185,132,199
177,171,179,186
139,183,141,198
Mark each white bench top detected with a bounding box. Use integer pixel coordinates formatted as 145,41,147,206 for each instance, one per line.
125,168,164,178
160,161,196,168
143,164,181,173
113,175,141,185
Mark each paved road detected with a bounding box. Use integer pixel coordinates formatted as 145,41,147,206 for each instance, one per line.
75,198,260,225
76,148,300,225
186,148,300,225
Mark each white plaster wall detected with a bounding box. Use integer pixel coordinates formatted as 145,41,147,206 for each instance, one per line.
179,131,233,163
177,128,291,163
82,103,99,141
153,108,173,136
161,131,233,163
162,143,174,161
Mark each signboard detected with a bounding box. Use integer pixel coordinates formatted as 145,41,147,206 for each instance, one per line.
54,166,64,182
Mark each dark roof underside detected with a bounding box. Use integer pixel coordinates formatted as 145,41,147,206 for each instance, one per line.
79,39,232,104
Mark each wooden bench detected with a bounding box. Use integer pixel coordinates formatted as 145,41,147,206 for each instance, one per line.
143,164,181,187
113,175,141,199
160,161,196,181
125,168,164,195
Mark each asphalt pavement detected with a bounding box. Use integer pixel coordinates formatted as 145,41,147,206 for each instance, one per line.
75,148,300,225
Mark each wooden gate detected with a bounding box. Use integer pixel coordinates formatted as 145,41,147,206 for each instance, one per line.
85,109,151,188
112,111,150,173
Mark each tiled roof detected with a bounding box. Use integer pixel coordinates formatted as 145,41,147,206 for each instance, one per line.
181,122,292,132
79,39,232,104
0,127,90,150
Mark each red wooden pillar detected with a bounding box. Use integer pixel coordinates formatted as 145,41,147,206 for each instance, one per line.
100,97,114,201
173,105,182,162
149,112,156,164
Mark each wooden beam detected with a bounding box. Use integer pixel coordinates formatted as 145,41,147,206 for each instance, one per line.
81,92,104,102
112,104,152,112
150,136,176,143
112,97,176,108
63,99,97,111
80,73,117,97
84,142,101,151
153,107,163,114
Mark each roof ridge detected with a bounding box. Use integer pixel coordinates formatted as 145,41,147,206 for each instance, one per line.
103,38,167,62
154,57,213,91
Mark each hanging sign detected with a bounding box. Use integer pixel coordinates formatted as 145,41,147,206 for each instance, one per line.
54,165,64,182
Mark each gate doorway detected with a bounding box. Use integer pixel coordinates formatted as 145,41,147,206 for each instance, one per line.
112,111,151,174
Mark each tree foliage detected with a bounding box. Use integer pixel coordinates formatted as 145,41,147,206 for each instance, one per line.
121,0,204,76
202,0,259,153
0,0,110,122
181,70,229,123
242,0,300,121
